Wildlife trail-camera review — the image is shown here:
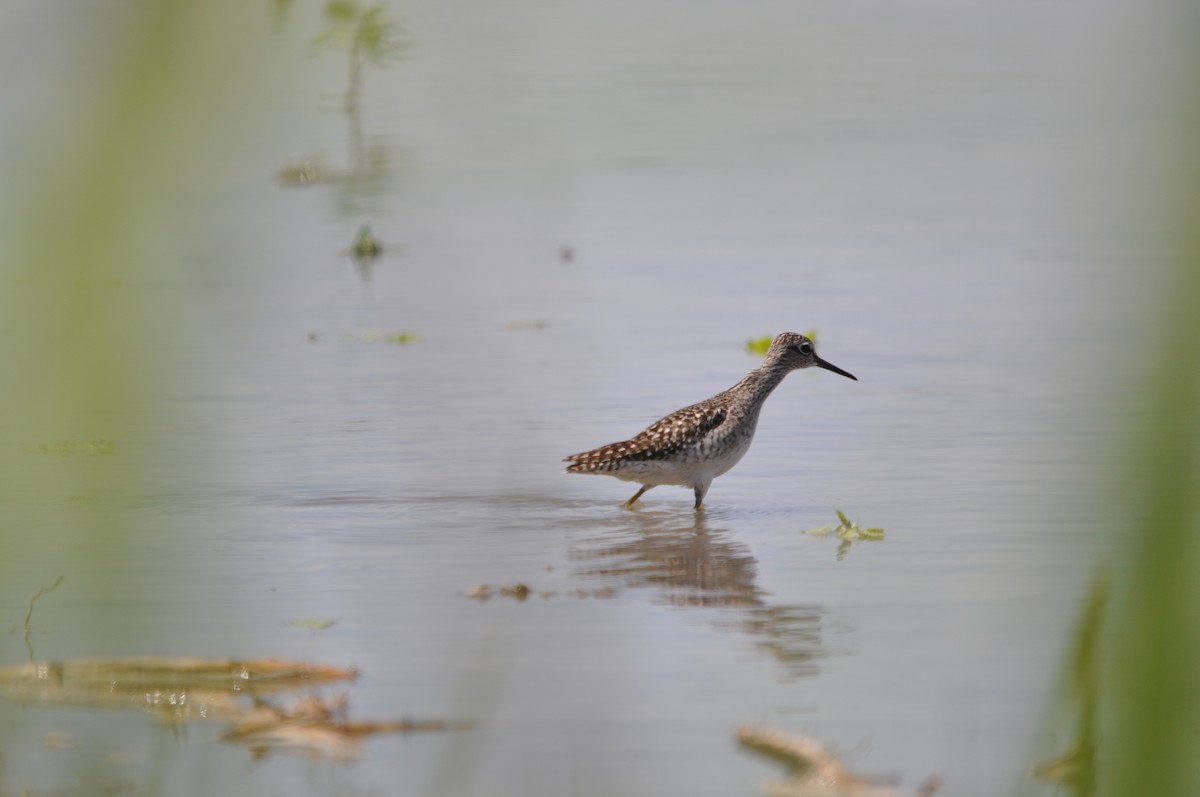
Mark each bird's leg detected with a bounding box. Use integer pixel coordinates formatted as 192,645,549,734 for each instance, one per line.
622,485,654,508
693,482,711,511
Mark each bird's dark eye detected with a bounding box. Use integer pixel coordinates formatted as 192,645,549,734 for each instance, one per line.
798,341,813,355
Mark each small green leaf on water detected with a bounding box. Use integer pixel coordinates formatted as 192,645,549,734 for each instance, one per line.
360,330,419,345
324,0,359,21
803,511,885,560
352,224,381,259
745,336,773,355
291,618,336,630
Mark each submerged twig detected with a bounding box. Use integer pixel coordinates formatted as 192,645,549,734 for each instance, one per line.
23,574,66,660
223,693,470,760
737,725,941,797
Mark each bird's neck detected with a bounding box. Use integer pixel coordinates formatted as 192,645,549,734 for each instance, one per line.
730,360,790,408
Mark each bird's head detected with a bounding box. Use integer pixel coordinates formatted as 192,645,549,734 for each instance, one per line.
767,332,857,380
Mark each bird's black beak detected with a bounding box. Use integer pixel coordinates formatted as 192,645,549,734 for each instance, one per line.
815,357,857,381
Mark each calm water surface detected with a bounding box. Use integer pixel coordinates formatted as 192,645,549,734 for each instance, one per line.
0,1,1163,795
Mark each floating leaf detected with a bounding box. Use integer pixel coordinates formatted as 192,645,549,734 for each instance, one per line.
351,224,381,259
804,511,885,560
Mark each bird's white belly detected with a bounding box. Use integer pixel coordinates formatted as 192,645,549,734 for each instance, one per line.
609,440,752,487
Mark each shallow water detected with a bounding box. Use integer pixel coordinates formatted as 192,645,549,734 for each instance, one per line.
0,1,1166,795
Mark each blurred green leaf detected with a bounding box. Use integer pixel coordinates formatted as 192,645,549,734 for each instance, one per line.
1028,43,1200,797
311,2,409,109
746,336,772,355
325,0,360,21
357,6,405,65
311,26,352,53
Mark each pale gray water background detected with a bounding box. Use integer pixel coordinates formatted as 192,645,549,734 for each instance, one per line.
0,1,1174,795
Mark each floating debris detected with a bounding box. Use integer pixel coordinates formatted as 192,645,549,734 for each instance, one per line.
0,658,356,697
359,330,419,345
504,320,550,331
463,584,617,602
500,583,531,600
24,440,115,456
0,657,466,761
737,725,941,797
463,584,492,601
351,224,382,260
290,618,337,631
461,583,531,601
222,693,470,761
277,159,335,185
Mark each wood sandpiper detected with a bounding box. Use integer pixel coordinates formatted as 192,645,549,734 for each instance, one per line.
564,332,857,510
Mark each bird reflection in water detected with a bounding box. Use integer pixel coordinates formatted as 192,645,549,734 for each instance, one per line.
570,511,830,679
